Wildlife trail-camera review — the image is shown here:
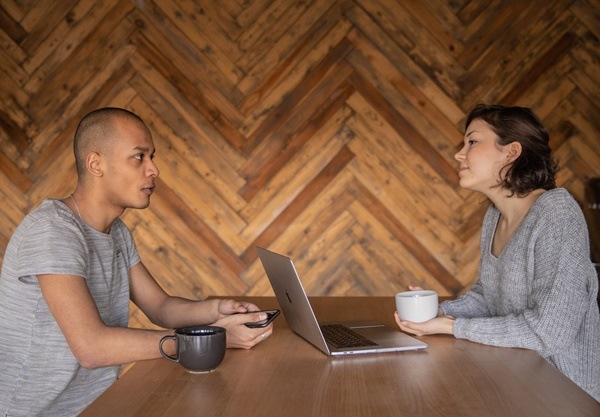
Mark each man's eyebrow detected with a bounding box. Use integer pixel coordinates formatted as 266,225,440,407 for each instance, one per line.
133,146,151,153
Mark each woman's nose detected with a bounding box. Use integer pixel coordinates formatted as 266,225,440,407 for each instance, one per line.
455,145,466,161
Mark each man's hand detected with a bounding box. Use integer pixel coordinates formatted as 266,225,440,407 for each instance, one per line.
215,299,260,317
212,308,274,349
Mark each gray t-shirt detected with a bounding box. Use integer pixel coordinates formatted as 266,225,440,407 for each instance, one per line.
441,188,600,401
0,199,140,416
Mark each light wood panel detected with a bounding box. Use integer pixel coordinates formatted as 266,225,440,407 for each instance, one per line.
1,0,599,330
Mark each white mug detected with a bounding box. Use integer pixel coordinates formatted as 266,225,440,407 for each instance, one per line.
395,290,438,323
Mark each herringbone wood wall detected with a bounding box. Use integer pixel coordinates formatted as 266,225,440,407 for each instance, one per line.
1,0,599,330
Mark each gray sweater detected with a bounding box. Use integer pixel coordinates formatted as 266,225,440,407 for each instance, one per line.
441,188,600,401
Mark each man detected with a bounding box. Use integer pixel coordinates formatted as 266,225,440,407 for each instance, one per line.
0,108,273,416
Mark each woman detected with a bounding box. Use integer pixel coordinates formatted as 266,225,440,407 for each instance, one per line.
395,104,600,401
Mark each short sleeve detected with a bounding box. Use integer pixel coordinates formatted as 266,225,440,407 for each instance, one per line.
17,218,88,284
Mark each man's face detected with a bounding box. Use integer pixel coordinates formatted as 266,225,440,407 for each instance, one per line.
102,118,159,210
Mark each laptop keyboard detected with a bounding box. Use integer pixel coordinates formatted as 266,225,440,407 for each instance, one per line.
320,324,378,348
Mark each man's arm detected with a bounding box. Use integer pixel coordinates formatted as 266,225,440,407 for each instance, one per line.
128,262,273,349
39,265,272,369
38,274,172,369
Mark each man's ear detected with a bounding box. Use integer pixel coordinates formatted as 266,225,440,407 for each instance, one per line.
506,141,522,163
86,152,103,177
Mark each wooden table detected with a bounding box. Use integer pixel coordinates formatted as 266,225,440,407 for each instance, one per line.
80,297,600,417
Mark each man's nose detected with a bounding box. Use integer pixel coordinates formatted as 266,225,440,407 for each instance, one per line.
147,160,159,177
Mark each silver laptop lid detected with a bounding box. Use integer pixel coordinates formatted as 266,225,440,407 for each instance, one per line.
256,247,332,354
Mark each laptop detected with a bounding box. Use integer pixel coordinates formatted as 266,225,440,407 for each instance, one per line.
256,247,428,356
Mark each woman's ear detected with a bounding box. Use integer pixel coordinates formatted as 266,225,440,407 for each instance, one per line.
506,141,522,162
86,152,103,177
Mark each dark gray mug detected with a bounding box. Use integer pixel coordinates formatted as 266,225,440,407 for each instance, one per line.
159,326,226,373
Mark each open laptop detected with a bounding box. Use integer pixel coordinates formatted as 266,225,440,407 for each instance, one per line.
257,247,428,356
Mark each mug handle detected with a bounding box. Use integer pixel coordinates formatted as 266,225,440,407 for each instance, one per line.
159,335,179,363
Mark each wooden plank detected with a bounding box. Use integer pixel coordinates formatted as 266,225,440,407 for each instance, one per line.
0,3,27,43
24,43,137,165
238,17,352,134
24,1,135,121
20,0,79,53
345,92,462,216
197,0,243,39
0,18,27,65
239,74,354,201
348,71,458,186
22,0,116,79
348,203,449,295
238,105,352,231
0,182,26,229
240,146,355,265
236,0,299,53
157,0,243,78
517,55,575,119
127,6,245,124
237,0,319,72
0,45,28,85
241,37,354,153
344,4,464,124
130,0,244,106
235,0,273,27
0,108,30,153
570,0,600,40
350,180,463,295
461,1,576,106
128,54,247,182
500,32,577,105
356,0,464,95
346,135,460,275
0,147,31,192
27,59,137,182
0,0,24,22
126,97,249,253
128,33,247,153
19,1,53,32
139,178,248,278
347,31,464,156
237,0,343,99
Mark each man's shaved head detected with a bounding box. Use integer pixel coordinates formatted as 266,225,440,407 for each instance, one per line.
74,108,146,178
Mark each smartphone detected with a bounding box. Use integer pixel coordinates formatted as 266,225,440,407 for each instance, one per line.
244,309,281,328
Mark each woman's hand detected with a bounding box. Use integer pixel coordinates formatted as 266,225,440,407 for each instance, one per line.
394,311,455,336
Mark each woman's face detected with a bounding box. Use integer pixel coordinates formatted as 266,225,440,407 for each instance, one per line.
454,119,511,193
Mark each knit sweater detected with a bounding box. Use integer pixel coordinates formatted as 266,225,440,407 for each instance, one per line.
441,188,600,401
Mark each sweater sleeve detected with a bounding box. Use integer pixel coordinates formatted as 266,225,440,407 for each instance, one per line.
452,201,594,357
440,280,491,318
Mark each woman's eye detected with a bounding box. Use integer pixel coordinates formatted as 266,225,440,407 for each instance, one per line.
134,154,143,161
